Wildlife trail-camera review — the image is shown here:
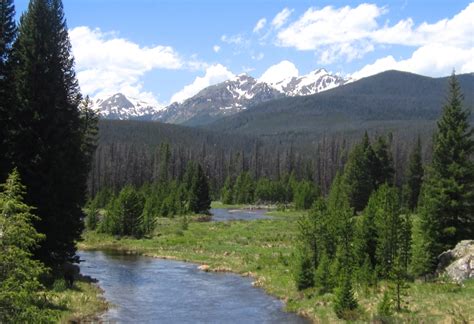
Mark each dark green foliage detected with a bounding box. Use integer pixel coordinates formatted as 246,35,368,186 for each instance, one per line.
220,176,234,204
233,172,255,204
0,170,55,322
344,133,376,212
412,73,474,275
373,135,395,186
8,0,88,266
333,271,359,320
404,137,424,210
85,198,99,231
373,185,402,278
315,251,332,294
293,180,317,210
188,164,211,214
295,249,315,291
100,186,145,237
0,0,16,181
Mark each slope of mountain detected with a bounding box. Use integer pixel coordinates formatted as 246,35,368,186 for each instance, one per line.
267,68,348,96
206,71,474,140
156,74,283,126
93,93,163,120
91,68,348,124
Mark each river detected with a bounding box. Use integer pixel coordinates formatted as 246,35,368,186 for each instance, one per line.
79,250,308,324
210,208,271,221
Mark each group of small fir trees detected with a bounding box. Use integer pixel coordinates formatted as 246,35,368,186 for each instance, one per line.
85,161,211,238
295,73,473,321
221,171,319,210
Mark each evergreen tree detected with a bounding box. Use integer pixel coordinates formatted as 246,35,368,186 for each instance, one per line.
0,0,16,181
333,270,359,320
344,133,376,212
293,180,316,210
9,0,88,267
376,291,393,318
85,197,99,230
189,164,211,214
404,137,424,210
0,170,55,322
79,95,99,172
412,73,474,274
373,184,402,278
220,175,234,204
315,251,332,294
116,186,145,237
372,135,395,186
295,247,315,291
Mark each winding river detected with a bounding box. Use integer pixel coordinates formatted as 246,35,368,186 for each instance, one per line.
210,208,272,221
79,250,308,323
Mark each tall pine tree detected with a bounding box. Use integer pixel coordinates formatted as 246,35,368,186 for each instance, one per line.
9,0,89,267
344,132,376,212
412,73,474,275
404,137,424,211
0,0,16,181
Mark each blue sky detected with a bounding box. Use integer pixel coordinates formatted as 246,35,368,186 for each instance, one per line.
14,0,474,106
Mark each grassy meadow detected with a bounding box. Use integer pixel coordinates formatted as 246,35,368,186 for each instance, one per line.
78,207,474,323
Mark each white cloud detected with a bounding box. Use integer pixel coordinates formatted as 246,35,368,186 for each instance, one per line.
221,34,245,45
352,3,474,78
170,64,235,104
272,8,293,29
259,60,299,84
276,4,383,63
253,18,267,33
70,26,182,104
351,45,474,79
213,45,221,53
276,2,474,75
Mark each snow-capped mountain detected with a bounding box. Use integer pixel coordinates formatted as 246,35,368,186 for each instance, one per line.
267,68,348,96
93,93,163,120
93,68,349,124
156,74,283,125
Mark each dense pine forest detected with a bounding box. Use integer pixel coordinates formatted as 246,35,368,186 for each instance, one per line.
1,0,474,322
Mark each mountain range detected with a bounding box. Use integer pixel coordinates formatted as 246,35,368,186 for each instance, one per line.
92,68,348,124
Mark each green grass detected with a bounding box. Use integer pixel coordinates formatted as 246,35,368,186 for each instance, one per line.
46,278,108,323
79,211,474,323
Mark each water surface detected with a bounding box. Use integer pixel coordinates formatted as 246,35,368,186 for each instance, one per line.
210,208,271,222
79,250,308,324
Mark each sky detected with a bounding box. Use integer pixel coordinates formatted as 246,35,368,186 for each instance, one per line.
14,0,474,107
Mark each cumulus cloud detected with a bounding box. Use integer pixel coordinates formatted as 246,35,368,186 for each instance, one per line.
352,3,474,78
213,45,221,53
276,4,383,63
259,60,299,84
170,64,235,104
70,26,183,104
276,2,474,75
253,18,267,33
272,8,293,29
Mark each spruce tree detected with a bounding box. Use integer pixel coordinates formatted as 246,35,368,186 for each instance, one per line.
333,270,359,320
344,133,376,212
9,0,89,267
0,0,16,181
220,176,234,204
404,137,424,211
295,247,315,291
412,73,474,275
0,169,55,322
372,135,395,186
189,164,211,214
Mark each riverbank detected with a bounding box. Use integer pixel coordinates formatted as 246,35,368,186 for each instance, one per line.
79,211,474,323
55,279,108,323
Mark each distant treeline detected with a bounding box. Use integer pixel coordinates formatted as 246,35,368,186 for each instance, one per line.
89,119,435,197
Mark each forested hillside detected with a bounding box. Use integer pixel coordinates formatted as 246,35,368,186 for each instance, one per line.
207,71,474,141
